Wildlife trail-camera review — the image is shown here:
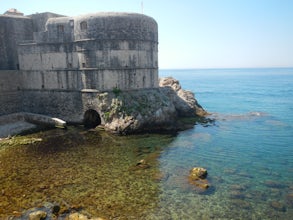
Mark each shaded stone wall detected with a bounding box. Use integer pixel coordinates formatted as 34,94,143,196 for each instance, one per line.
0,71,22,115
0,16,33,70
22,90,84,122
0,12,63,70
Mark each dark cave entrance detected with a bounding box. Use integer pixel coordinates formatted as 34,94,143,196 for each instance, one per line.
83,109,101,129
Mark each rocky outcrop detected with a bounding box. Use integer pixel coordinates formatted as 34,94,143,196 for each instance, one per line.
159,77,207,117
95,77,207,134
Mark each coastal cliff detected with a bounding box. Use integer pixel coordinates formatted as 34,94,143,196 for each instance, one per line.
95,77,207,134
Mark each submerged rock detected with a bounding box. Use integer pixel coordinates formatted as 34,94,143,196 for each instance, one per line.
270,201,286,212
264,180,287,189
230,184,248,191
286,193,293,207
232,199,251,210
135,159,151,169
14,202,105,220
129,159,151,171
68,212,105,220
230,190,246,199
28,210,47,220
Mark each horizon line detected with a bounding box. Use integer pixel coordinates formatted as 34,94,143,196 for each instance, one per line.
159,66,293,70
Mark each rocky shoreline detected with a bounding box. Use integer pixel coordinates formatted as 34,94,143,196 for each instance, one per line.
0,77,207,138
91,77,207,134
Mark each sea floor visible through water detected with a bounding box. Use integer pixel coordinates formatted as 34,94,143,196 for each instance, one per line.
0,123,292,219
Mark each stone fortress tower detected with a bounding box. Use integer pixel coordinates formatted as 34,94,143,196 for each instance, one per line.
0,9,159,122
19,12,158,91
0,9,205,134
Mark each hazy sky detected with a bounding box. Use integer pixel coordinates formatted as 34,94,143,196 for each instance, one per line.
1,0,293,69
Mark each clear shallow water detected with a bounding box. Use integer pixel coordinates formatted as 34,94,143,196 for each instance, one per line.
0,68,293,219
157,68,293,219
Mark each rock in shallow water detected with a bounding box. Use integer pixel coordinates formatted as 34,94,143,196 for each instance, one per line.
188,167,210,189
189,167,208,179
270,201,286,212
28,210,47,220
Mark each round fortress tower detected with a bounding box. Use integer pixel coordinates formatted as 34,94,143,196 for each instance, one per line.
19,12,158,91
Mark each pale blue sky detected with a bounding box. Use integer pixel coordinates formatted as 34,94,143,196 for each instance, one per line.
1,0,293,69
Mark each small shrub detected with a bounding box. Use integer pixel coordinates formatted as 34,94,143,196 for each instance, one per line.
112,87,121,97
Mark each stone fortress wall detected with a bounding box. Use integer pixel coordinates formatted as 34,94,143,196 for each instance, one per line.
19,12,158,91
0,10,159,122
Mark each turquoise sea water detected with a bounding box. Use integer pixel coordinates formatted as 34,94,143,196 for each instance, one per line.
0,68,292,219
157,68,293,219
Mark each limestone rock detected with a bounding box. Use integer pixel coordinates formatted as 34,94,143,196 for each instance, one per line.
68,213,88,220
28,210,47,220
159,77,207,117
98,77,207,134
129,159,151,171
188,167,209,190
189,167,208,179
68,212,105,220
101,89,178,134
159,77,182,91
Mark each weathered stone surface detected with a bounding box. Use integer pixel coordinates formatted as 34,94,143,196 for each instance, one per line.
93,78,207,134
188,167,210,190
189,167,208,179
28,210,47,220
159,77,207,117
67,212,106,220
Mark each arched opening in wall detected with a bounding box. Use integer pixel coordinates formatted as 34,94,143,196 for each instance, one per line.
83,109,101,129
